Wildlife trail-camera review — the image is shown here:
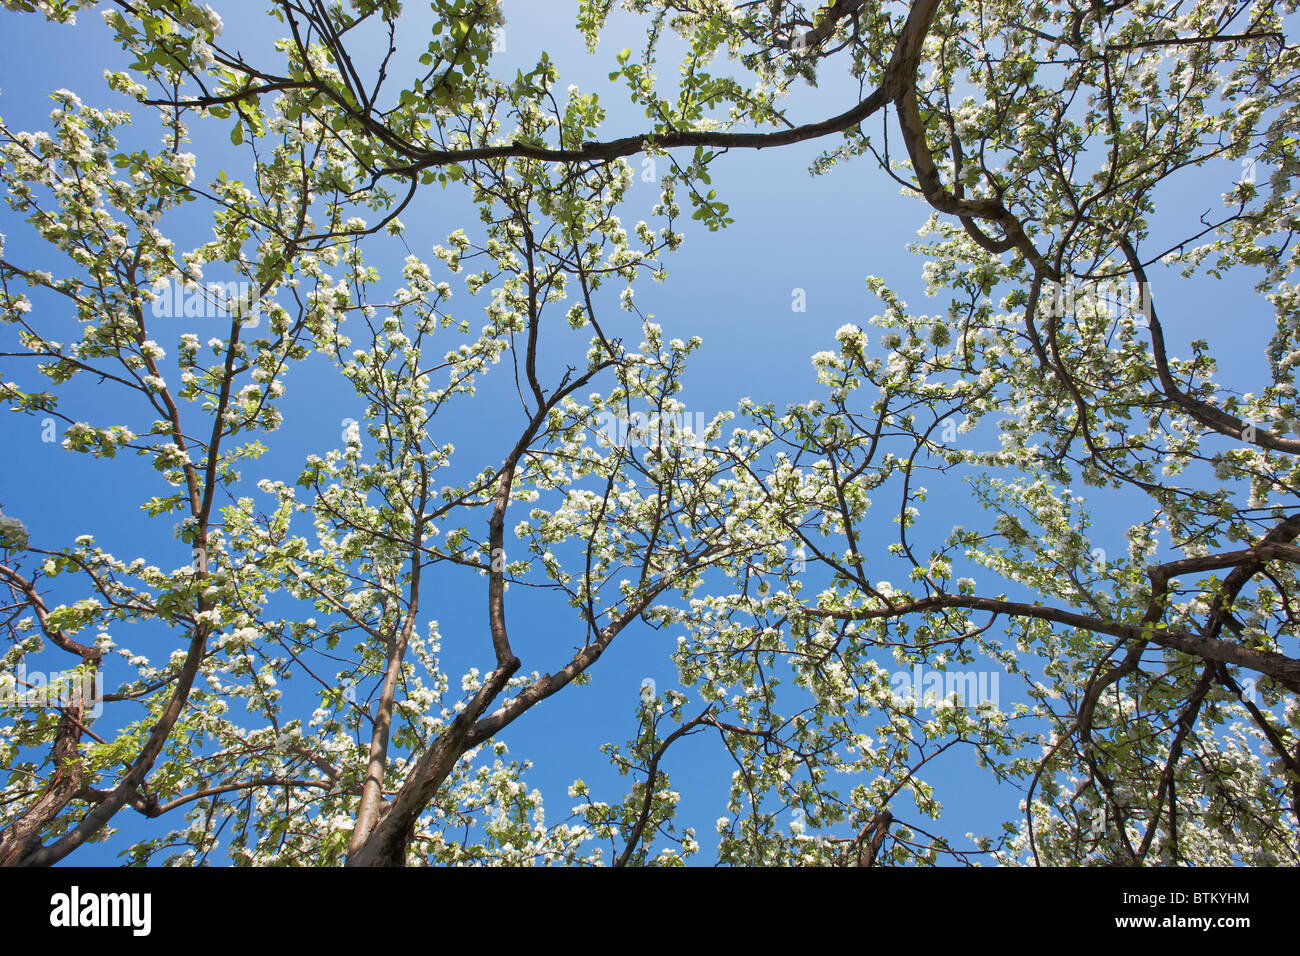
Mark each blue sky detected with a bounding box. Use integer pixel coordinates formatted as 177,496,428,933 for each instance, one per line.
0,2,1278,865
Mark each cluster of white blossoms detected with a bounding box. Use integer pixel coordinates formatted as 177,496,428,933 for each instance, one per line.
0,513,28,550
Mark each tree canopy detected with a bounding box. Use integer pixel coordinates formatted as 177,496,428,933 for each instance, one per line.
1,0,1298,866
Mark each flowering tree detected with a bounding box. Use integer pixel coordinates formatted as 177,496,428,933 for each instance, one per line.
1,0,1298,866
